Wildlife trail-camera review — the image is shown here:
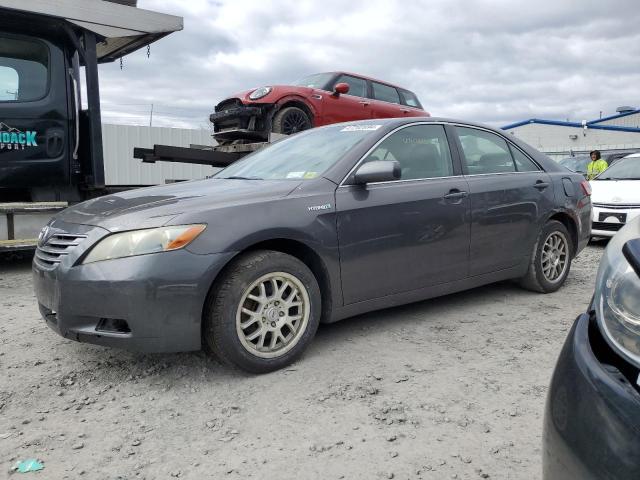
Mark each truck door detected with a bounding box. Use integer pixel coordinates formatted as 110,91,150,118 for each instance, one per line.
0,33,71,195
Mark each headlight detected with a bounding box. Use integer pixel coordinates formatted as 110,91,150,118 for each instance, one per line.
82,224,206,264
248,86,272,100
594,221,640,366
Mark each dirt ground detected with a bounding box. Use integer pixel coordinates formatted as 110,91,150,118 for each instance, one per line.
0,243,606,480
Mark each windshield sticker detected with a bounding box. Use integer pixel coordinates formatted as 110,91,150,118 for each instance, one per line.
0,123,38,150
341,125,382,132
303,172,318,179
286,171,306,179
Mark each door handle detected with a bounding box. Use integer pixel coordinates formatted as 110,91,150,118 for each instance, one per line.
534,181,550,190
443,189,468,201
359,101,370,106
401,109,410,113
45,129,64,157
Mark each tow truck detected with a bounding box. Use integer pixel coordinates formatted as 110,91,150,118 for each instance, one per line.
0,0,269,253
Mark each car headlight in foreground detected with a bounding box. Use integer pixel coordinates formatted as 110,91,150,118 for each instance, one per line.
594,221,640,367
82,224,206,264
248,86,272,100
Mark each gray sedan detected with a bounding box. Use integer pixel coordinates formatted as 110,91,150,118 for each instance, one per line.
33,118,592,372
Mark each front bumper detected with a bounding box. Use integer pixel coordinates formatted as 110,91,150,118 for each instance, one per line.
32,220,235,353
591,204,640,238
209,99,272,142
543,313,640,479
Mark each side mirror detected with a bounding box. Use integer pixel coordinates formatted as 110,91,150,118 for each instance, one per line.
333,82,350,96
353,161,401,184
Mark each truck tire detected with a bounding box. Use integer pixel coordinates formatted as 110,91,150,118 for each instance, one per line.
519,220,573,293
272,107,312,135
204,250,321,373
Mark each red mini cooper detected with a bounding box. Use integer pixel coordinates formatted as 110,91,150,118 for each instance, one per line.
209,72,428,144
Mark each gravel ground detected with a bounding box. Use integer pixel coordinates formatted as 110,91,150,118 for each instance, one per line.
1,243,606,480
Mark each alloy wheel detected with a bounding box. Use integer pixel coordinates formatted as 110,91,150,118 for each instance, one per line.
236,272,310,358
541,231,569,283
281,111,310,134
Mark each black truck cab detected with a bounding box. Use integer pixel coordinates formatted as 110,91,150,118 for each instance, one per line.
0,0,182,251
0,24,80,202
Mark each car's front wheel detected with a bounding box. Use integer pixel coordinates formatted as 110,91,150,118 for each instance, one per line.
519,220,573,293
272,106,312,135
204,250,321,373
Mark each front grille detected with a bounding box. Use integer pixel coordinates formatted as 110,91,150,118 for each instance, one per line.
35,233,87,267
214,98,242,112
593,203,640,209
592,222,624,232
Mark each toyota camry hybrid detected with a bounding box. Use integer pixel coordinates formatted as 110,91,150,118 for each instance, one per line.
33,118,591,373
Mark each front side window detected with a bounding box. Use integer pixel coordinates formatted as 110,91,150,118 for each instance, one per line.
333,74,367,97
372,82,401,104
0,36,48,102
456,127,516,174
363,124,453,180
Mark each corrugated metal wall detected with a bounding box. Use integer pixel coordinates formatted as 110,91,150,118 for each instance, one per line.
102,124,217,186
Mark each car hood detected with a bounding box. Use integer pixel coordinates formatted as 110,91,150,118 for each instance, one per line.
591,179,640,204
230,85,316,103
57,178,302,231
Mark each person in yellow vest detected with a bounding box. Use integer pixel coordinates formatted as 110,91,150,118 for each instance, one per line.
586,150,608,180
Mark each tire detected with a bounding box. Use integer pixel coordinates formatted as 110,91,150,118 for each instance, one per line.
272,107,312,135
519,220,573,293
203,250,321,373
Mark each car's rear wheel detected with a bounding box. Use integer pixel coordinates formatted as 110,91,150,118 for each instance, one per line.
519,220,573,293
272,107,312,135
204,250,321,373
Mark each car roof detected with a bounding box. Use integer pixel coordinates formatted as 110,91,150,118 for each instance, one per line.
624,153,640,158
320,71,413,92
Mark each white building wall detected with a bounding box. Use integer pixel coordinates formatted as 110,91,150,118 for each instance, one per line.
593,112,640,128
504,123,640,159
102,124,217,186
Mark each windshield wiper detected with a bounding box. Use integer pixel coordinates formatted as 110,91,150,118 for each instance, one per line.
222,176,263,180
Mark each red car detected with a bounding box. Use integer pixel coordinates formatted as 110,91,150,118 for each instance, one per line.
209,72,428,144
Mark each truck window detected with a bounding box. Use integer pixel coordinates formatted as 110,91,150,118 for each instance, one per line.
0,36,49,102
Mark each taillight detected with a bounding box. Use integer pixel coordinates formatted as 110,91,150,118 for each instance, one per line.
580,180,592,196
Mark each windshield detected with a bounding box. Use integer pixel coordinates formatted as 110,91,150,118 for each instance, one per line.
596,157,640,180
215,124,380,181
292,72,334,89
558,156,590,173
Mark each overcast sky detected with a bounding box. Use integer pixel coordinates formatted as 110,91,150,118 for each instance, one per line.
98,0,640,130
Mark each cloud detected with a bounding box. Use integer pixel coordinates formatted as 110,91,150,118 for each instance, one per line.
98,0,640,129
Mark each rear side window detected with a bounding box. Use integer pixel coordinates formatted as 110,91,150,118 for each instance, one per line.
456,127,516,174
372,82,400,104
334,74,367,98
509,144,540,172
363,124,453,180
400,89,422,108
0,36,49,102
